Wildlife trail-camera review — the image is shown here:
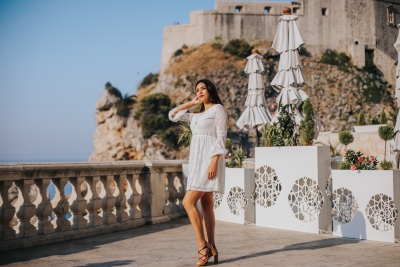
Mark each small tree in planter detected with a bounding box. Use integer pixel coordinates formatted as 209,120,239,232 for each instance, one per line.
379,107,388,124
378,125,395,170
338,131,354,152
356,111,366,126
227,145,246,168
299,98,315,146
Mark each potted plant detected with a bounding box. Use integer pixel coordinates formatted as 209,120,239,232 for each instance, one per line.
332,131,400,243
255,101,331,234
378,125,395,170
214,143,256,224
338,131,354,153
354,109,387,133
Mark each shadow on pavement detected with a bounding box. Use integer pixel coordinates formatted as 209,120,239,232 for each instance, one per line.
218,237,361,264
0,217,190,265
76,260,134,267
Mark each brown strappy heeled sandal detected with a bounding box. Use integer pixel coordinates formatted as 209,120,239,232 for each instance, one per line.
207,243,219,264
196,243,211,266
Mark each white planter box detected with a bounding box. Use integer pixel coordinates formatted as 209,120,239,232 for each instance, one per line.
255,146,331,234
331,170,400,243
214,167,255,224
353,124,386,133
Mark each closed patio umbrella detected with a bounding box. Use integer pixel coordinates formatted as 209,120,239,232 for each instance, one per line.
236,49,272,133
393,25,400,157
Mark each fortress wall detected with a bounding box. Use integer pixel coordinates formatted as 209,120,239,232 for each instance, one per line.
215,1,295,15
374,0,400,61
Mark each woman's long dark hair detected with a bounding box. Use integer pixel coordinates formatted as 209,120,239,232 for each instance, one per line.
195,79,223,112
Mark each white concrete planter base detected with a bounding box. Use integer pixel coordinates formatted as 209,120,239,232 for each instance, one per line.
214,167,255,224
255,146,331,234
331,170,400,243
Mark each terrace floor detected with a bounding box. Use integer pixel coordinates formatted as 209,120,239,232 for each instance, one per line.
0,217,399,267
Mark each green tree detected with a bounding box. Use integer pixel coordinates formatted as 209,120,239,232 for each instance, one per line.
378,125,395,160
356,110,366,126
299,99,315,146
338,131,354,151
134,93,179,148
115,94,137,117
223,39,253,59
379,107,388,124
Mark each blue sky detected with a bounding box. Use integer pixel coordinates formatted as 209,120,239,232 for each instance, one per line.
0,0,288,162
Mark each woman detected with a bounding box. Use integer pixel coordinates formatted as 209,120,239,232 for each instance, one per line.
169,79,227,266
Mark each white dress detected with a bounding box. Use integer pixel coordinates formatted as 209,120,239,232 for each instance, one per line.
169,104,228,194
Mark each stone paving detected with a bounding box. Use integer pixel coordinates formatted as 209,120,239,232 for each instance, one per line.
0,217,399,267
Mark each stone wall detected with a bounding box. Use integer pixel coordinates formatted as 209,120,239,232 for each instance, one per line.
161,0,399,78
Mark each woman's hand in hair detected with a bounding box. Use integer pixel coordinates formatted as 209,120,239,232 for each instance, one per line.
172,97,201,118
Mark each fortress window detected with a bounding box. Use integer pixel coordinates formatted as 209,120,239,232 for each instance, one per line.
322,8,328,16
387,5,395,26
293,7,300,14
355,41,359,45
235,6,242,13
264,7,271,14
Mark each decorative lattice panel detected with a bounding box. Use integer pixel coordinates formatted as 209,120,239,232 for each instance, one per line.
332,187,359,224
253,165,282,208
365,194,398,232
288,177,324,222
226,186,248,216
213,192,223,209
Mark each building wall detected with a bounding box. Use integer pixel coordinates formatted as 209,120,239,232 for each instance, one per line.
161,0,398,80
374,0,400,61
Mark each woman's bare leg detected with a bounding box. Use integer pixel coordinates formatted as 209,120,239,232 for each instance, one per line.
182,190,207,249
200,192,215,247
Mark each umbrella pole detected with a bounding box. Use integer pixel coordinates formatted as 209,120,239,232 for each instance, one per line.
256,128,261,147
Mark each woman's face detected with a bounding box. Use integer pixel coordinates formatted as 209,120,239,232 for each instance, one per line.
195,82,211,104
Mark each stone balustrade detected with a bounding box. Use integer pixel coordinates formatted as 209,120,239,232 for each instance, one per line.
0,160,188,251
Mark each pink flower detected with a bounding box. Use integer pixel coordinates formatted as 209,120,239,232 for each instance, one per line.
358,157,364,163
344,149,348,153
296,124,299,127
270,104,276,109
370,157,376,163
350,165,357,171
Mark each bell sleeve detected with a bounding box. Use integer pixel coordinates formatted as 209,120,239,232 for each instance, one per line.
168,107,194,123
210,105,228,158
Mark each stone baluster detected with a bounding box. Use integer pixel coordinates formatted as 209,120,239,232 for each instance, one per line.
0,181,16,241
52,177,71,232
100,175,116,224
34,178,54,235
165,172,180,217
127,173,142,220
176,171,186,214
70,177,88,229
14,179,37,237
86,176,102,227
115,174,128,222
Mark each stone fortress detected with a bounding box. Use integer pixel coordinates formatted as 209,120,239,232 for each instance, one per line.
161,0,400,85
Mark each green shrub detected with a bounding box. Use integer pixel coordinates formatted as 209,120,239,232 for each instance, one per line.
356,111,366,126
177,122,192,147
262,124,283,147
134,93,180,148
379,107,388,124
299,46,311,57
342,149,378,170
371,115,380,125
379,159,393,170
339,162,351,170
223,39,253,59
212,35,223,49
115,93,136,117
174,49,183,57
299,99,315,146
320,49,351,72
225,138,233,152
378,125,395,160
105,82,122,98
139,73,159,88
227,146,246,168
355,69,388,104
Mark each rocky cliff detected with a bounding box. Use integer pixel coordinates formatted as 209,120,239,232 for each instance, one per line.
89,42,396,161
